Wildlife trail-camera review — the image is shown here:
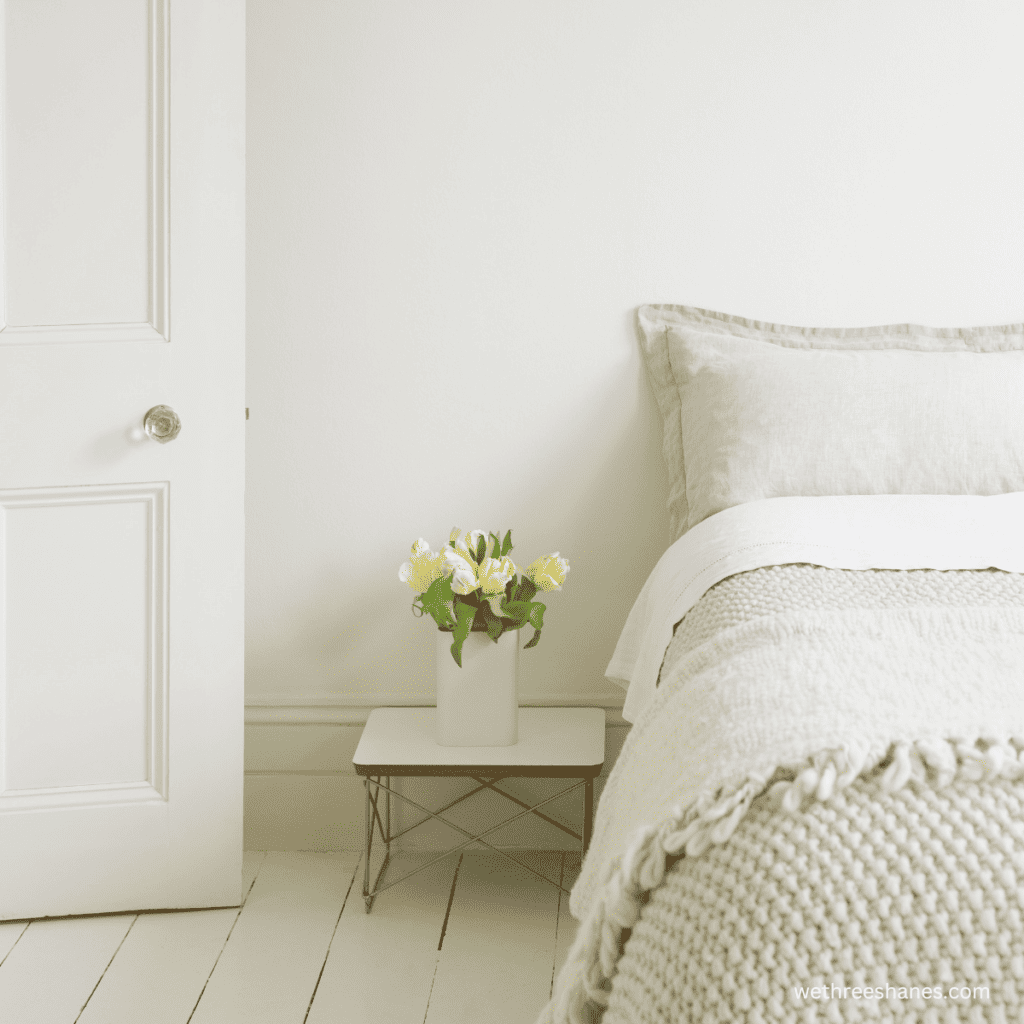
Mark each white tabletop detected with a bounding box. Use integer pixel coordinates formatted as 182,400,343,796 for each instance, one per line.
353,707,605,771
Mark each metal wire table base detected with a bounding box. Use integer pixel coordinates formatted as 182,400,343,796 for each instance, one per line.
361,773,594,913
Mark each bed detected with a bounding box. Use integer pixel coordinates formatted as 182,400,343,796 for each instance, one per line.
538,305,1024,1024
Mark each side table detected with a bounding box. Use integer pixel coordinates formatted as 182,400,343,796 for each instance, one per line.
352,707,605,912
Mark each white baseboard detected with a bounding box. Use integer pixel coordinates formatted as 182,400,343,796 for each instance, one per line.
243,696,630,852
245,691,628,725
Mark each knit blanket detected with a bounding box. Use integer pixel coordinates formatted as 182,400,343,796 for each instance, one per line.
539,563,1024,1024
604,772,1024,1023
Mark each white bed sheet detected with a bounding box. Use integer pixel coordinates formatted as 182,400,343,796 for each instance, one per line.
609,492,1024,723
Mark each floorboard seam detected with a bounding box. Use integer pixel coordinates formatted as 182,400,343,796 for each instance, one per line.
421,954,442,1024
436,853,463,952
72,914,139,1023
184,855,269,1024
0,923,29,970
241,852,266,906
301,855,360,1023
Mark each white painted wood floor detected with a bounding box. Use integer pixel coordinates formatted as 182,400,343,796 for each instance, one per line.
0,850,581,1024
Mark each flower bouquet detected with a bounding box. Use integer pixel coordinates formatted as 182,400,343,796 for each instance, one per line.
399,527,570,667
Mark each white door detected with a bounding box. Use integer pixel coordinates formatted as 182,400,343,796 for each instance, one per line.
0,0,244,920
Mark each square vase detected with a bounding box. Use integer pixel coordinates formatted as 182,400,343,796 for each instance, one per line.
435,629,519,746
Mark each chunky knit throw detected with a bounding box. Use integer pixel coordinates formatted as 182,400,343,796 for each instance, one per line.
539,566,1024,1024
606,775,1024,1023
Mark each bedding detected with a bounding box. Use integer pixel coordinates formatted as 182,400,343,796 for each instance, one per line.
637,305,1024,538
611,492,1024,723
538,494,1024,1024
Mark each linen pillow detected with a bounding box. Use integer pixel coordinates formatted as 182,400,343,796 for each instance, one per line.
637,304,1024,538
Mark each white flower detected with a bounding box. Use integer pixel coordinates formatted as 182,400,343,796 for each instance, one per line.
525,552,570,592
478,556,517,596
460,529,487,563
442,548,480,595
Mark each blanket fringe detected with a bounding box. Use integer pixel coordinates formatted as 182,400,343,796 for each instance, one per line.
545,736,1024,1024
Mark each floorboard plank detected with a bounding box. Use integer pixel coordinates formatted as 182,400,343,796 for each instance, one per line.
77,907,240,1024
0,914,134,1024
0,922,28,966
306,853,458,1024
424,852,561,1024
76,847,270,1021
188,851,358,1024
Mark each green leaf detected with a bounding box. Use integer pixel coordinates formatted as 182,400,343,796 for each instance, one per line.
449,600,477,667
429,608,454,630
515,576,537,604
475,535,487,564
479,601,505,642
501,600,530,620
523,628,542,649
497,599,528,631
488,532,502,559
423,575,453,606
501,530,513,557
420,575,455,628
528,601,545,630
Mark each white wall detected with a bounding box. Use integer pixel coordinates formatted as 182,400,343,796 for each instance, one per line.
244,1,1024,845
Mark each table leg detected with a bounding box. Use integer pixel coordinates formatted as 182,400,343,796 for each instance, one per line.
363,776,373,913
583,778,594,856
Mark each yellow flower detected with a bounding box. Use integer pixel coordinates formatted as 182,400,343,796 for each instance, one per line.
398,539,446,593
525,552,570,592
478,556,517,596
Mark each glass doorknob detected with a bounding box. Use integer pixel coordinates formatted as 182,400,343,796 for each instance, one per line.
143,405,181,444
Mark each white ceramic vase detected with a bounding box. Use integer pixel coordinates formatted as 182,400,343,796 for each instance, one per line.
435,628,519,746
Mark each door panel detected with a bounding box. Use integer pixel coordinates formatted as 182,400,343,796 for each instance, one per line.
3,0,167,342
1,484,166,803
0,0,244,920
